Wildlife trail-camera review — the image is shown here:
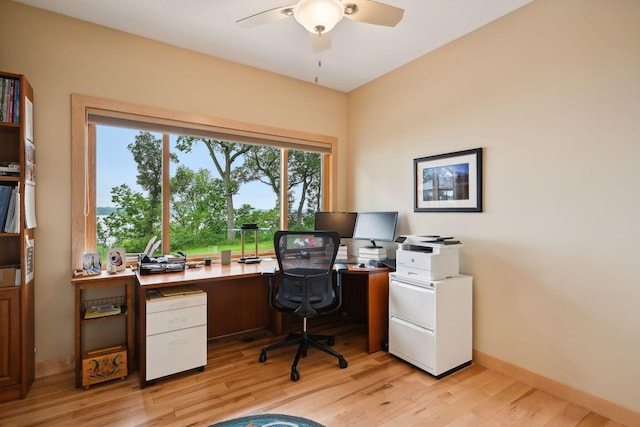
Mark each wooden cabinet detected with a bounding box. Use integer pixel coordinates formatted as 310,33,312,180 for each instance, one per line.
71,270,135,388
0,71,36,402
0,290,20,388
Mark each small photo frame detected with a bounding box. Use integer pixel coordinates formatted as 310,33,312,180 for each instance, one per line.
82,253,102,276
106,248,126,273
414,148,483,212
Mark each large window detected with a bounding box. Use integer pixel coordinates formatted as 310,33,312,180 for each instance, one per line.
72,95,336,270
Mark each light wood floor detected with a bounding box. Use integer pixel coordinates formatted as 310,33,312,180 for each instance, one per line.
0,319,625,427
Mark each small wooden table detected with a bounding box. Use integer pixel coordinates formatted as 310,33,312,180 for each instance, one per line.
71,269,136,388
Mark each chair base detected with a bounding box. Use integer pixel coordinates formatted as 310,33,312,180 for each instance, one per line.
259,330,348,382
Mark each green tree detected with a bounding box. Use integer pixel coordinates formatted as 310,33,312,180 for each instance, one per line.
170,166,227,248
127,132,178,235
288,150,321,227
100,184,155,252
241,147,321,228
175,137,252,241
239,146,281,205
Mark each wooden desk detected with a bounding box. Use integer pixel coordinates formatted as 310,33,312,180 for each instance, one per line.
339,265,390,353
134,260,390,387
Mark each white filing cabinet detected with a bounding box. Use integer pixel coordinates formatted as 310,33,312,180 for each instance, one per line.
145,290,207,382
388,273,472,378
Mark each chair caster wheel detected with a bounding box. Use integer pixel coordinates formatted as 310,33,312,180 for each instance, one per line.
339,357,348,369
327,337,335,346
259,350,267,363
291,369,300,382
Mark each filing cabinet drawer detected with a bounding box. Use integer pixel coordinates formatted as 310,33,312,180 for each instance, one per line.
389,316,435,372
146,291,206,314
146,304,207,335
146,325,207,380
389,276,434,330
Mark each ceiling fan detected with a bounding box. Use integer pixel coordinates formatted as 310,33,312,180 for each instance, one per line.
236,0,404,53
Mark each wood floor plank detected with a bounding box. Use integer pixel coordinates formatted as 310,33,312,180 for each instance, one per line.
0,319,625,427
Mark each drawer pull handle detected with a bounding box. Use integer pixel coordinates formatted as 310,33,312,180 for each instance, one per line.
169,317,188,323
170,338,186,345
169,302,188,308
395,282,428,293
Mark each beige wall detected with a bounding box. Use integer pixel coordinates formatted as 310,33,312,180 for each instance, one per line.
0,0,348,373
348,0,639,414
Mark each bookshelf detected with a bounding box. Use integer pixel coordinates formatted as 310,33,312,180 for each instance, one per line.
0,71,36,402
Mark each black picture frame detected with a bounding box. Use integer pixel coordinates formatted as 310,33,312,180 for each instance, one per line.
414,148,483,212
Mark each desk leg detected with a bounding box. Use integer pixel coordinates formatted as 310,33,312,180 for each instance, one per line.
366,271,389,353
136,283,147,388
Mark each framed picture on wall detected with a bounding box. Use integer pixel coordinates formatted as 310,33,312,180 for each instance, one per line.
414,148,483,212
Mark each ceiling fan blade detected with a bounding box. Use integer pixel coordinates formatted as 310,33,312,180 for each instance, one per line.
343,0,404,27
236,5,295,28
310,31,332,53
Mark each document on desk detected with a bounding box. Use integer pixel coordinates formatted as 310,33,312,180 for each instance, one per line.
158,285,203,297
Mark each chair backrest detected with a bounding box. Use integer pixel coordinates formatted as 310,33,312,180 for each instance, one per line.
273,230,341,317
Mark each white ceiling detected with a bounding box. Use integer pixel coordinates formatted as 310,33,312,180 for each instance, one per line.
13,0,533,92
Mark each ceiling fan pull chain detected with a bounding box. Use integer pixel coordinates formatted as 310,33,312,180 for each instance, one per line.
315,58,322,84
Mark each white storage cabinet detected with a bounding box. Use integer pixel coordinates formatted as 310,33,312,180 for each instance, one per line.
388,273,472,378
146,290,207,383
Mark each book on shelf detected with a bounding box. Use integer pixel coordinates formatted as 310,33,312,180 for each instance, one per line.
3,186,19,233
0,77,20,124
0,184,13,230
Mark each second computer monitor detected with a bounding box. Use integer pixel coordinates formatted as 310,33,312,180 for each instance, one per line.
314,212,358,238
352,211,398,248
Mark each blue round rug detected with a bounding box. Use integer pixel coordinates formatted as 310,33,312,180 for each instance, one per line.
209,413,325,427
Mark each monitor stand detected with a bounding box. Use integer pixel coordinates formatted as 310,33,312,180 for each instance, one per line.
365,239,382,249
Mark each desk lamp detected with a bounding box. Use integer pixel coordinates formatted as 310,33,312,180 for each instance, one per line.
238,223,261,263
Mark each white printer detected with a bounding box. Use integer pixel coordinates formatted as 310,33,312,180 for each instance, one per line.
395,235,461,280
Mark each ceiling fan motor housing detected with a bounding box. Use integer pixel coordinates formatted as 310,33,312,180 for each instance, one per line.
294,0,345,34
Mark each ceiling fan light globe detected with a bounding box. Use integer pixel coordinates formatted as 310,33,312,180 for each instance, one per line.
294,0,344,34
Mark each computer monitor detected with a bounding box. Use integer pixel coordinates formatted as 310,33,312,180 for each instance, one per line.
352,211,398,248
314,212,358,238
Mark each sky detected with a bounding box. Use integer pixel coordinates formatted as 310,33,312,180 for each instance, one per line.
95,125,276,210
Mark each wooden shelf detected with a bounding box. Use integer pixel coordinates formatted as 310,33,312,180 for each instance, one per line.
71,269,135,389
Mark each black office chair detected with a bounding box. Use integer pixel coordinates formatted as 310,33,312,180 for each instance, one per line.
259,230,349,381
